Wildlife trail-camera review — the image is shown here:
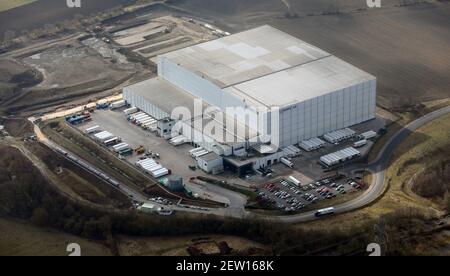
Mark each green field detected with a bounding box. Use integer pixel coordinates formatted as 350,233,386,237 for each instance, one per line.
0,0,36,12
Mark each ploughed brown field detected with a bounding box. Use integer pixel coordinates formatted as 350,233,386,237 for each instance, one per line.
2,0,450,110
0,0,135,35
172,0,450,110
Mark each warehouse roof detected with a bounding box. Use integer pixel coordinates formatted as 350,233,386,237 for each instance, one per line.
224,56,376,109
123,77,259,144
160,25,330,88
160,25,376,109
123,77,209,115
198,152,222,162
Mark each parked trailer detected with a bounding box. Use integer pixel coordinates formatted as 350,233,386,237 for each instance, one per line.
130,113,147,121
96,103,110,109
128,112,144,120
137,118,155,126
114,144,130,153
134,118,151,125
144,119,157,126
112,142,127,150
360,130,377,140
118,148,133,156
283,147,297,157
138,159,156,166
139,116,154,122
104,137,121,146
189,147,204,157
170,136,188,146
141,163,157,170
287,145,301,156
94,131,114,142
110,100,127,110
142,122,157,129
132,114,149,122
193,150,209,158
152,168,169,178
135,115,151,122
85,125,100,134
143,164,160,171
123,107,138,115
288,176,301,186
299,137,325,151
281,158,294,168
148,165,163,172
137,158,155,164
99,133,114,141
353,139,367,148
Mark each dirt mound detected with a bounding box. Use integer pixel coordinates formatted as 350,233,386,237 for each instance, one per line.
0,59,42,106
0,117,33,137
9,69,43,88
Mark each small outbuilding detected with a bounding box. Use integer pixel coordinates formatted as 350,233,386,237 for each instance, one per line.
197,152,224,174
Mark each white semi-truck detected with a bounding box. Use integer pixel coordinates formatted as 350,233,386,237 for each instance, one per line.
353,139,367,148
281,158,294,168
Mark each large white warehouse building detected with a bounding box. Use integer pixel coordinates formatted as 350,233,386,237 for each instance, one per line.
124,25,376,156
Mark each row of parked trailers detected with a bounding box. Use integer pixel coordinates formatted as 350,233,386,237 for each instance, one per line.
299,137,326,152
189,147,210,159
359,130,377,140
323,128,357,144
136,158,169,178
282,145,301,157
320,147,361,167
94,130,114,142
110,100,127,110
127,110,158,131
86,127,131,155
112,142,131,153
169,135,189,146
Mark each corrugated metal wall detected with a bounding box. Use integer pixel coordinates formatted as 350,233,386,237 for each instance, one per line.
278,79,376,148
123,87,169,120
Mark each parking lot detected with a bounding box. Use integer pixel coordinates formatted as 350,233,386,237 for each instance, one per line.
72,107,379,213
257,175,363,213
73,108,253,205
77,108,205,178
244,117,384,189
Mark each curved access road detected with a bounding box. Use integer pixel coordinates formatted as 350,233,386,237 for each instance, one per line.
270,105,450,223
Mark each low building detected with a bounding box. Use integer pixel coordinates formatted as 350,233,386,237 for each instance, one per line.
320,147,360,167
138,203,156,213
160,175,185,191
197,152,224,174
